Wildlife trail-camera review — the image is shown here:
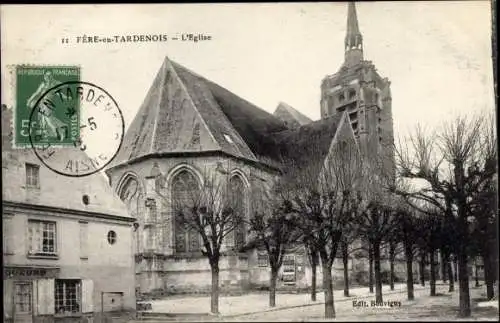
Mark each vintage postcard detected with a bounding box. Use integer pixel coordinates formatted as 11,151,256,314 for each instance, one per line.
1,2,497,322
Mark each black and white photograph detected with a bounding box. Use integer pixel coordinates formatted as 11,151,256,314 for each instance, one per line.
1,1,498,322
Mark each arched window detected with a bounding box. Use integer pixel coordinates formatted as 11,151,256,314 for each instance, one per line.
118,176,138,202
117,175,140,253
229,176,247,249
172,170,200,253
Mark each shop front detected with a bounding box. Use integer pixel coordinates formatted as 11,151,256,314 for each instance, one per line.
3,265,95,322
3,265,60,322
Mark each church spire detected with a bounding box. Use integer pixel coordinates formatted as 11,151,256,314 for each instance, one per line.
344,1,363,66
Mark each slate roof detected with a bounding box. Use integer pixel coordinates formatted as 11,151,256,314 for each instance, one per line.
273,102,313,129
1,105,130,218
108,57,347,172
270,113,343,174
171,61,290,164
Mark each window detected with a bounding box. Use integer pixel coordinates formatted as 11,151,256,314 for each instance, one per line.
107,231,117,245
257,253,268,267
55,279,81,314
25,163,40,188
282,254,296,283
172,170,200,253
15,282,32,313
229,176,246,249
338,93,345,102
28,220,56,256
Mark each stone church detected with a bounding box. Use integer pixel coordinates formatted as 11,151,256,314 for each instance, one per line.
105,2,395,295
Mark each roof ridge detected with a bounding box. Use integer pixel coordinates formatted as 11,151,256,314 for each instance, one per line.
149,59,168,154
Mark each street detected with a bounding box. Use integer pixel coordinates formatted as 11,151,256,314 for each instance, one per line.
133,283,499,322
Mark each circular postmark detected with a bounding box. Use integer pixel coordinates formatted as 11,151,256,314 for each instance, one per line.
28,81,124,177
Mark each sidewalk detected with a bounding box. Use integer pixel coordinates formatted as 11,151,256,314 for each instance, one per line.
148,283,426,317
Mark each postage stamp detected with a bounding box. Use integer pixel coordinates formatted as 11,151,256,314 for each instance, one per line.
28,81,125,177
14,65,81,147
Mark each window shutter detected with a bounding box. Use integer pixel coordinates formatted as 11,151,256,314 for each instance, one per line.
3,216,14,254
3,279,14,319
37,279,55,315
81,279,94,313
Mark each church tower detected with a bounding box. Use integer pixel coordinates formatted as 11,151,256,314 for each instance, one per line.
320,1,394,177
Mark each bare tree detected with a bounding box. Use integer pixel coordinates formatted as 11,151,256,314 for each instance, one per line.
351,156,400,305
394,114,497,317
246,194,300,307
393,202,420,300
340,227,359,297
171,170,244,314
303,237,320,301
354,192,399,304
281,136,364,318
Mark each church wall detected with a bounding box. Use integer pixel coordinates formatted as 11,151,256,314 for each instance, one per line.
107,154,277,294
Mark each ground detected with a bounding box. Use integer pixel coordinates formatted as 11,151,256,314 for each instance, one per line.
129,282,498,322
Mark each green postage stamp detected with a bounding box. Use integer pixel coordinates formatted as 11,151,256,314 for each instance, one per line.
14,65,81,147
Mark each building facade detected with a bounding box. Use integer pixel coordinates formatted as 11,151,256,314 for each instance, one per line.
2,105,136,322
104,2,401,296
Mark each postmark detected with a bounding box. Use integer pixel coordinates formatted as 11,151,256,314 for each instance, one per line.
15,65,81,147
28,81,124,177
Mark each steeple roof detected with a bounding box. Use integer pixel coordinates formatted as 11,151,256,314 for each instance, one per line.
344,1,364,66
346,2,361,40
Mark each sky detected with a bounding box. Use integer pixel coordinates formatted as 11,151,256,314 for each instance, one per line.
1,1,495,141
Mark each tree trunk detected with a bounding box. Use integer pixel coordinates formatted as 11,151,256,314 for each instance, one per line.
447,254,454,292
457,243,471,317
419,254,426,287
369,244,374,293
342,242,350,297
429,249,436,296
210,262,220,314
404,241,415,301
389,243,395,291
474,258,480,288
311,257,317,302
483,253,495,300
373,241,383,304
322,262,335,318
453,256,458,282
269,267,278,307
441,249,447,283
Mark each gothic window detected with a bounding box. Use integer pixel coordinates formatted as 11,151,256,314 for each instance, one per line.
119,177,138,202
172,170,200,253
229,176,246,250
